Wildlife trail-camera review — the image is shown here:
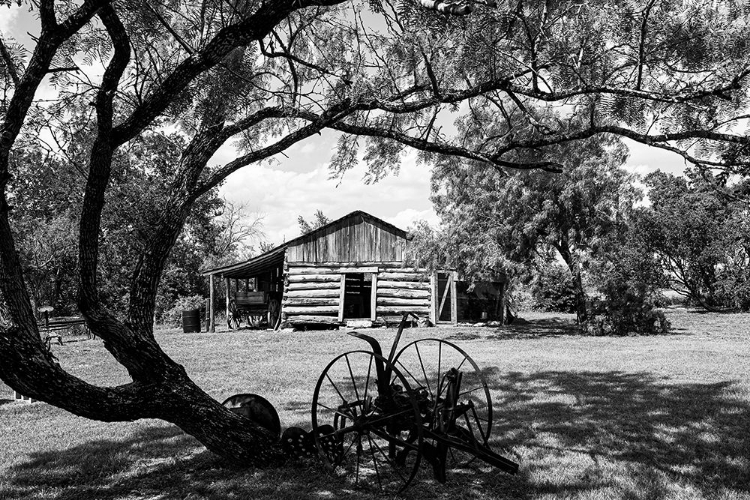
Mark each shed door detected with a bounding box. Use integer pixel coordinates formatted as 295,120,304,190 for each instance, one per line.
436,272,456,323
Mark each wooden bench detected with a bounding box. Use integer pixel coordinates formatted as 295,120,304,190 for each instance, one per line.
43,317,91,347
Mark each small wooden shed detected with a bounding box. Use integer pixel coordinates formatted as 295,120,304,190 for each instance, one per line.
203,211,466,329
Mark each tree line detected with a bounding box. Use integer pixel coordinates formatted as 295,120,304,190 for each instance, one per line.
0,135,265,326
410,134,750,335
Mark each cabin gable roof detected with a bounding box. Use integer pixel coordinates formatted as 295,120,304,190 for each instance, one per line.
202,211,408,278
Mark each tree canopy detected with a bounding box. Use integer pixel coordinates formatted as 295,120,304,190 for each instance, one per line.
635,169,750,310
416,135,638,326
2,0,750,463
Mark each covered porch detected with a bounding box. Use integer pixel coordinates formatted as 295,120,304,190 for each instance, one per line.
202,246,286,331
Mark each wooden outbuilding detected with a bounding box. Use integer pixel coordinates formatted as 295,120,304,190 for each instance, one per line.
203,211,503,330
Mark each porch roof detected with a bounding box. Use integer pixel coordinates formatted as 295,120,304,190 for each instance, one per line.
202,245,286,279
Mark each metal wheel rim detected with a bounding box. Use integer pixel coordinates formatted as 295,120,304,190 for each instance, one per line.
311,350,424,494
393,338,493,468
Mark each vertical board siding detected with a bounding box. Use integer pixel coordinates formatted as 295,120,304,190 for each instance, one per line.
287,216,406,263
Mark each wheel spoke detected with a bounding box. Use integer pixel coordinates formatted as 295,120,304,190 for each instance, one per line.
316,402,356,421
366,434,384,491
415,343,433,398
325,373,348,407
395,360,426,392
338,432,357,462
455,356,467,373
437,342,442,397
468,405,488,443
369,433,408,485
459,386,485,397
362,355,373,404
344,354,361,402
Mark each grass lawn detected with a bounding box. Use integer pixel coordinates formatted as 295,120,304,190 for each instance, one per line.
1,307,749,499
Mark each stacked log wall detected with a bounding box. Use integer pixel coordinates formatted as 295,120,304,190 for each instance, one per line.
283,265,343,325
281,262,433,326
375,266,431,324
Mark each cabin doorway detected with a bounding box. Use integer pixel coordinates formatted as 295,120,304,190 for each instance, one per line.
343,273,372,319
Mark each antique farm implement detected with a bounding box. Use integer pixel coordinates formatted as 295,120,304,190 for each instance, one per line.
224,314,518,495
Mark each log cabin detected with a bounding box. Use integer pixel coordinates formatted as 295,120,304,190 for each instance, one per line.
202,211,504,330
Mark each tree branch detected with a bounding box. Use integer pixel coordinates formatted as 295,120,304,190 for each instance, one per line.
111,0,349,146
78,4,131,323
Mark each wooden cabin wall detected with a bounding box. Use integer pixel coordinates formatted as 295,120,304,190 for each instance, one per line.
286,217,407,264
281,262,432,327
282,264,342,326
376,267,431,324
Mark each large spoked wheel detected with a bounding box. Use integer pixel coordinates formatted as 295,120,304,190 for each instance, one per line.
227,301,241,329
312,350,424,495
393,339,493,472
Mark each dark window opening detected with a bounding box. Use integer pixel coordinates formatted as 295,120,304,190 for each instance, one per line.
343,273,372,319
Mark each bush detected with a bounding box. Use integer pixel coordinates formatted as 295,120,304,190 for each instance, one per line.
588,254,670,335
162,295,206,327
529,263,578,313
588,295,670,336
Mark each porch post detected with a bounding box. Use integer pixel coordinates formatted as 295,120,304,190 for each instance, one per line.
225,277,231,325
338,274,346,323
451,271,458,325
209,274,215,333
370,273,377,322
429,271,437,326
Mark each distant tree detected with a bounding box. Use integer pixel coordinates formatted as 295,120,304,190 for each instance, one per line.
427,136,638,328
257,241,276,254
636,169,750,310
6,148,81,315
298,210,330,235
214,200,265,258
586,208,671,335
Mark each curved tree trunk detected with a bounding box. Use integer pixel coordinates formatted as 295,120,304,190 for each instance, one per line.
0,0,347,466
555,240,588,332
0,321,283,465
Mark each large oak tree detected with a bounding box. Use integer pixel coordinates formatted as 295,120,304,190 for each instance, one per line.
2,0,750,463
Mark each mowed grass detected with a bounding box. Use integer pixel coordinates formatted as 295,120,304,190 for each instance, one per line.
1,307,749,500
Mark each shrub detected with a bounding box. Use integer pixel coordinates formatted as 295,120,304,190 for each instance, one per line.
529,263,578,313
588,294,670,336
162,295,206,327
588,248,670,335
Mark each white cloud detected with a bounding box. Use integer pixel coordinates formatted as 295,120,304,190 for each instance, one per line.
299,142,317,154
0,5,19,33
623,163,656,177
389,208,440,232
219,148,438,248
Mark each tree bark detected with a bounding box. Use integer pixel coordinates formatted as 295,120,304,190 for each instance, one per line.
555,240,588,331
0,0,352,466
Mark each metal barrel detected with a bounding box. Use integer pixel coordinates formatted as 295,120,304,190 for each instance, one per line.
181,309,201,333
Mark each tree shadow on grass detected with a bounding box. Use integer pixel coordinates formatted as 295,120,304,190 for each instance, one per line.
1,423,375,500
4,370,748,500
484,317,581,339
487,369,750,498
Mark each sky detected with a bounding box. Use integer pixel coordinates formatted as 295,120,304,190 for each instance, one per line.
2,4,689,250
